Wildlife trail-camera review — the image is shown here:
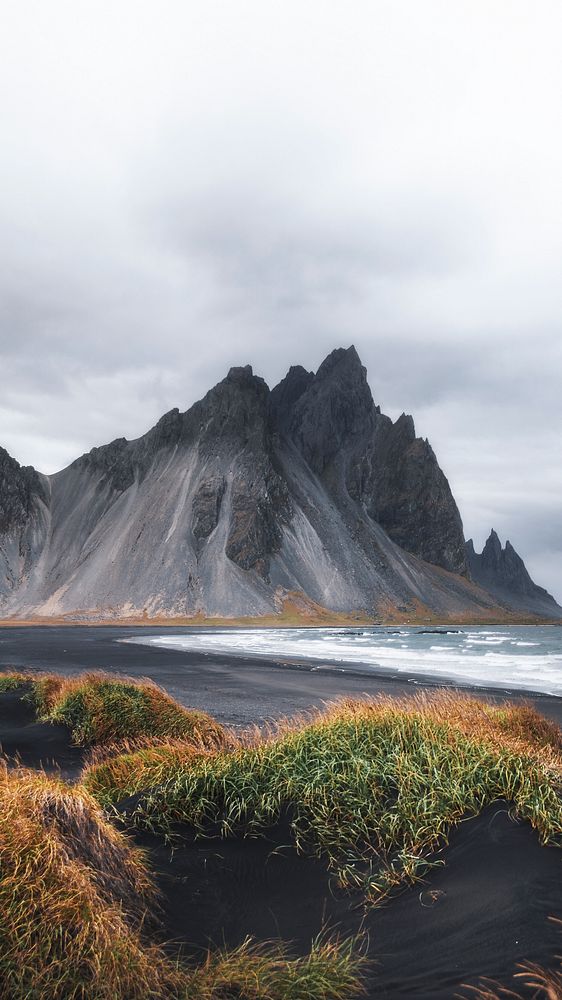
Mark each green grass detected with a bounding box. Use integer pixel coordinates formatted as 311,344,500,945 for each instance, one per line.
103,695,562,903
185,935,365,1000
0,672,29,692
83,738,213,804
3,674,562,997
40,675,224,746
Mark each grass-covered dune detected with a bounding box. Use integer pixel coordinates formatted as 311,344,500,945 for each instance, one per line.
2,669,562,998
0,760,364,1000
0,670,227,747
85,692,562,903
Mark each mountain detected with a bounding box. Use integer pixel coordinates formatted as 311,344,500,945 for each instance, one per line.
0,347,558,621
466,531,560,619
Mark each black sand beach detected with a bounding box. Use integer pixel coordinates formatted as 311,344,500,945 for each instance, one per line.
1,625,561,998
1,625,562,729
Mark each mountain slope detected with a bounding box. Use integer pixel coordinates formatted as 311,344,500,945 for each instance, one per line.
0,348,557,621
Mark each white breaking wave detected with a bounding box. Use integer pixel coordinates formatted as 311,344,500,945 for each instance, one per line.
123,626,562,696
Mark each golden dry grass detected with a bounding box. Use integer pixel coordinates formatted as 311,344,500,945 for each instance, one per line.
34,670,228,747
0,762,181,999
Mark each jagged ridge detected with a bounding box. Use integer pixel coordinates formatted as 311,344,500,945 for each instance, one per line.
466,531,560,619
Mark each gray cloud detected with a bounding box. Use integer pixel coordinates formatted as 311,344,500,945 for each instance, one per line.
0,0,561,600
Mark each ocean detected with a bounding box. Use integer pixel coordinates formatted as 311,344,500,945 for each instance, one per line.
126,624,562,696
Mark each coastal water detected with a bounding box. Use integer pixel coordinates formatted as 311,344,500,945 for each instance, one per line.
127,625,562,697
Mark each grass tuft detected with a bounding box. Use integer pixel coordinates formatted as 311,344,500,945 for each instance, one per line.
0,668,228,749
83,737,219,805
0,671,29,692
34,671,227,747
0,762,178,999
185,934,366,1000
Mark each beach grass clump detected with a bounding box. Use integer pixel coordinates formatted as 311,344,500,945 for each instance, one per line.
186,935,365,1000
0,762,365,1000
109,693,562,903
83,737,217,805
0,761,180,999
0,671,30,691
30,671,227,747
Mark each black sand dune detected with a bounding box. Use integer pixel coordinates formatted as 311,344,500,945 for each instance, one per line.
0,687,83,779
129,806,561,999
365,806,561,997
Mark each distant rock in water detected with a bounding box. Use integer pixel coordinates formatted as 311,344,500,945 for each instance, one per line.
466,531,561,619
0,347,558,621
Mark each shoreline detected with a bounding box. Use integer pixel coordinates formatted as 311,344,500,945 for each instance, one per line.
1,624,562,729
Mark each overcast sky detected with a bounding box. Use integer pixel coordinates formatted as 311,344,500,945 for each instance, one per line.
1,1,561,600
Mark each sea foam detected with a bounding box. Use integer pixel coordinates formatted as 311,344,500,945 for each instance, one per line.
124,625,562,696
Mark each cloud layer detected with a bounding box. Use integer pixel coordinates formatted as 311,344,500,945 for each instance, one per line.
1,1,561,598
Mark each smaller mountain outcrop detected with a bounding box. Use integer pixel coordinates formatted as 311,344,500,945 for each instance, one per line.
0,447,50,598
466,531,561,618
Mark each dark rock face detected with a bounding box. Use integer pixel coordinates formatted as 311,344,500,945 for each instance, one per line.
364,415,468,574
271,346,467,575
192,476,226,539
191,366,293,577
0,447,46,534
0,448,49,599
0,347,557,619
466,531,560,617
277,347,376,475
71,438,135,494
269,365,314,432
225,458,291,578
193,366,271,456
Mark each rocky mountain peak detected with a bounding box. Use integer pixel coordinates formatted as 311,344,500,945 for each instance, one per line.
391,412,416,445
182,364,270,455
278,346,376,473
483,528,502,555
225,364,255,384
0,348,558,622
315,344,364,379
269,366,314,431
